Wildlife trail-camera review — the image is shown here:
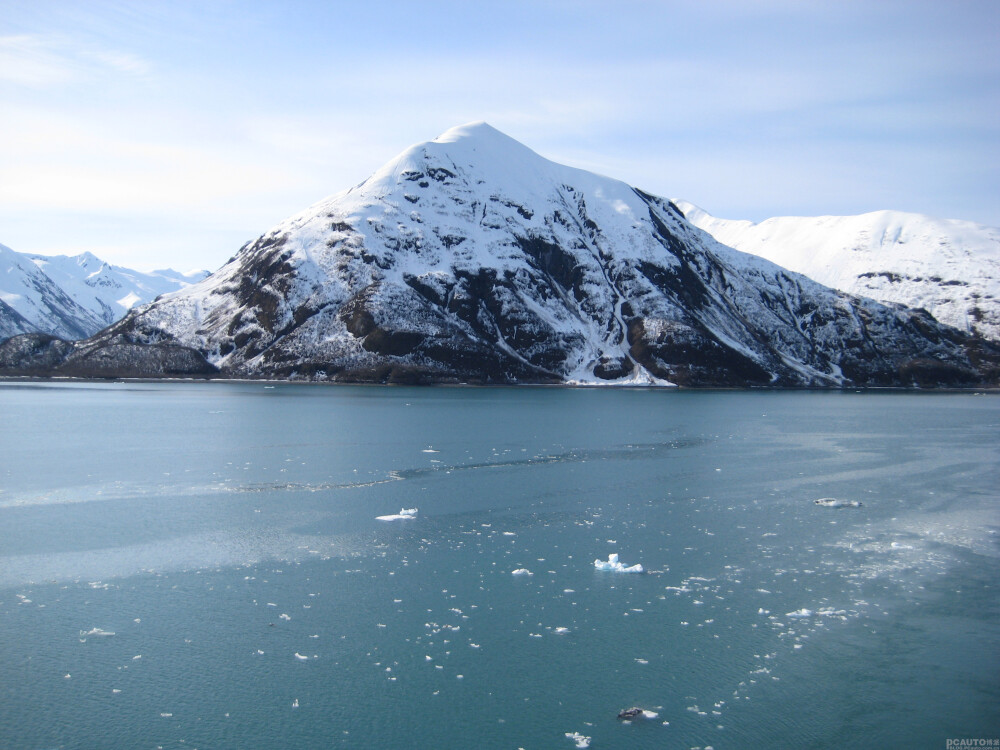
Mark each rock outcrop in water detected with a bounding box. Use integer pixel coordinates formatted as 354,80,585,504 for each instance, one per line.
2,123,999,386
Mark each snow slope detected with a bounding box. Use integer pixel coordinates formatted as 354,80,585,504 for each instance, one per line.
675,201,1000,342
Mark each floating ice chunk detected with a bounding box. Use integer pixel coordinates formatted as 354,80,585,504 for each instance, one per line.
292,699,299,708
565,731,591,748
80,628,115,638
594,553,644,573
619,707,659,720
553,627,570,634
890,542,914,550
785,609,813,618
377,508,419,521
511,568,533,576
294,653,309,661
813,497,862,508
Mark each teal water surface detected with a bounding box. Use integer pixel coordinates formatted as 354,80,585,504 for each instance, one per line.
1,382,998,749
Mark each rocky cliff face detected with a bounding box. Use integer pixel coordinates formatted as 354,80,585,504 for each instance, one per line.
4,123,998,387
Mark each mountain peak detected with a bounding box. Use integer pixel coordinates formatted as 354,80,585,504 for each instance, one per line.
433,121,503,143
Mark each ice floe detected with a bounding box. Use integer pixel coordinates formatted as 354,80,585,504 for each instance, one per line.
813,497,862,508
511,568,533,576
594,553,644,573
565,731,591,748
376,507,419,521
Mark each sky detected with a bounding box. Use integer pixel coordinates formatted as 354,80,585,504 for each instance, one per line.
2,0,998,273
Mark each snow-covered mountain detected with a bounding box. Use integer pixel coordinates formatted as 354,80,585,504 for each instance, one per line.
0,244,208,340
26,251,208,329
0,243,105,340
675,201,1000,342
3,123,997,386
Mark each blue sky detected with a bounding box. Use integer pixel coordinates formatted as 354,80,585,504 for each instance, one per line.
2,0,998,271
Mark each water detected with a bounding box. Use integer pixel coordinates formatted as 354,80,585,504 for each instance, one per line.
1,382,998,749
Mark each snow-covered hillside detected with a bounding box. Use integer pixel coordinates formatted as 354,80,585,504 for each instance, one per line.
0,243,104,340
26,252,208,328
0,244,208,340
5,123,997,386
675,201,1000,342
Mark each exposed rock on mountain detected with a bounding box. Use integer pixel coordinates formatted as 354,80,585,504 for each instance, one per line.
4,123,998,386
675,201,1000,342
0,332,216,379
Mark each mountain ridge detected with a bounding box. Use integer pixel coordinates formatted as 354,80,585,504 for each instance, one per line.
675,201,1000,342
0,243,208,340
3,123,998,387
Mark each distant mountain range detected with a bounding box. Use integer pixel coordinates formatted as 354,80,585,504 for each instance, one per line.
4,122,995,387
675,201,1000,343
0,243,207,340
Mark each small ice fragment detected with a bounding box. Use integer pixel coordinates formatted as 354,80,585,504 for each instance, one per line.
785,609,813,618
80,628,115,638
554,627,570,634
594,552,643,573
890,542,914,550
292,699,299,708
511,568,533,576
279,613,291,621
565,731,591,748
376,508,418,521
294,653,309,661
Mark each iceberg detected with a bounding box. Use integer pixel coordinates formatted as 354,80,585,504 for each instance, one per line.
594,553,644,573
376,507,418,521
511,568,533,576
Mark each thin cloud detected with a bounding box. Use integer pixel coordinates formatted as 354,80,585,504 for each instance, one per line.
0,33,150,87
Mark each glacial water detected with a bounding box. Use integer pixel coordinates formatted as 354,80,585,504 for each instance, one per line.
0,382,997,749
